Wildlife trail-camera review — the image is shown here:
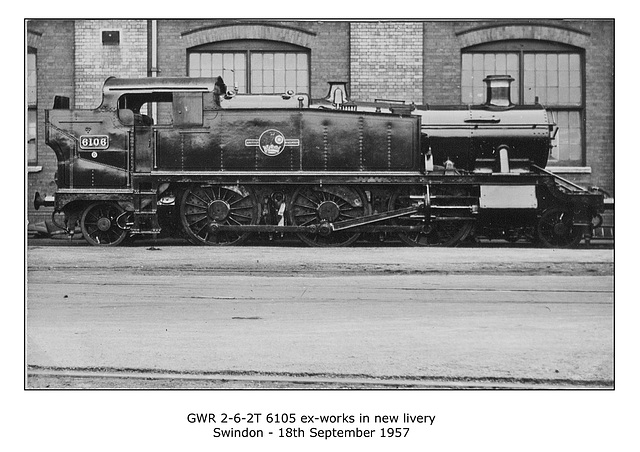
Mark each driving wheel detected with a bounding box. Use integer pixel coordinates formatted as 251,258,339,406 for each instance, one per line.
289,185,369,247
180,184,258,245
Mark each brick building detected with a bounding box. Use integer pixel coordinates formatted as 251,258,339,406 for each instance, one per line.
25,19,614,226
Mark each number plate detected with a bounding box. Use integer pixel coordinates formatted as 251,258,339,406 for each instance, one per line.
79,135,110,150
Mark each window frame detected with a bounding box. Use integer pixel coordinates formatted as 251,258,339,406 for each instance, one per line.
462,40,586,166
27,47,38,167
187,39,311,95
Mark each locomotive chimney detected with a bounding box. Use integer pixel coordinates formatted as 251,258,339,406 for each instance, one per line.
483,75,514,108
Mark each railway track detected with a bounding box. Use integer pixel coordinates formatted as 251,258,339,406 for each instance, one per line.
27,366,613,390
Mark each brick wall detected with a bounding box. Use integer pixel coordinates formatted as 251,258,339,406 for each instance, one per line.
75,20,148,109
582,21,614,196
422,22,462,105
26,20,75,226
350,22,423,103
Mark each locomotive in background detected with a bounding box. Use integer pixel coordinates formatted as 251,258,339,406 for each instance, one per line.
35,74,606,247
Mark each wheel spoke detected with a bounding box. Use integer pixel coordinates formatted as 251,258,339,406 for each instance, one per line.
298,192,320,208
185,202,208,211
290,186,367,247
229,212,253,221
537,207,582,248
180,185,257,245
293,203,317,212
187,215,207,227
229,195,250,207
80,202,128,246
202,187,215,203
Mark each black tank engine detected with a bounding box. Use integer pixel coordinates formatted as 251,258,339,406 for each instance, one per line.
36,75,605,247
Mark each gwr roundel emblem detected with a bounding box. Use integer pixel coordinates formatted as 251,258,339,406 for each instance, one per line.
245,129,300,157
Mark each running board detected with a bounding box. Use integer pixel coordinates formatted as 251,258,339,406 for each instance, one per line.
532,165,590,193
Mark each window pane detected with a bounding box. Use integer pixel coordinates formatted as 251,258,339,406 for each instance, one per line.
222,55,235,88
235,53,246,71
189,53,200,77
558,54,569,71
274,53,285,70
252,53,263,70
524,52,581,106
484,53,495,72
27,53,37,105
263,53,274,70
524,85,536,104
235,70,246,93
27,52,37,165
569,68,581,89
461,69,472,88
461,87,473,104
297,70,308,93
569,54,581,72
462,52,519,104
190,46,308,94
472,53,483,68
28,109,37,165
535,69,546,88
286,53,296,69
547,67,558,87
495,53,506,73
251,69,262,93
462,53,472,71
285,70,296,91
201,53,212,77
263,70,274,93
274,69,285,92
212,54,223,74
550,110,582,163
250,52,309,93
535,54,546,72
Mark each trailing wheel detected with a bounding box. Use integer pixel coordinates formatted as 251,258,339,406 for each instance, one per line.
536,207,583,248
80,202,129,246
289,185,369,247
180,184,258,245
389,188,473,247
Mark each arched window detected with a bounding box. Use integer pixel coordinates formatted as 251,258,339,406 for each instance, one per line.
188,39,310,95
462,40,585,166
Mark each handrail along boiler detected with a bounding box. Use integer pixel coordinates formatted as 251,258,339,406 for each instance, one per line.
36,75,605,247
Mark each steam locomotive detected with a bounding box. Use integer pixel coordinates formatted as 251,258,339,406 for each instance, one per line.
35,75,605,247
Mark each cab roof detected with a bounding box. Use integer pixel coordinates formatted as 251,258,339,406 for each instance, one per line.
99,77,221,110
102,76,218,94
